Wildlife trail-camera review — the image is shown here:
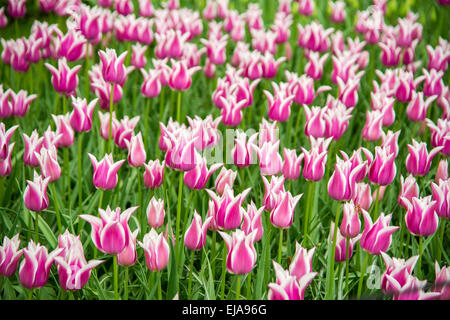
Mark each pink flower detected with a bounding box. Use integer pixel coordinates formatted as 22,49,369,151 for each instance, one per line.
406,92,437,122
115,0,134,15
45,58,81,96
215,167,237,196
330,1,346,23
0,234,23,277
367,146,397,186
220,95,246,127
282,148,304,180
232,130,257,168
23,171,50,212
394,70,425,103
405,139,443,176
78,4,101,42
241,201,264,242
402,196,439,236
98,111,119,141
19,241,62,289
253,140,283,176
301,146,328,181
184,154,223,190
288,242,315,280
69,96,97,132
36,145,61,183
87,153,125,190
54,231,103,290
360,211,399,255
164,129,199,172
270,190,302,229
340,201,362,239
0,7,8,28
433,262,450,300
431,178,450,219
168,59,201,91
138,229,170,271
262,175,285,211
398,175,419,209
125,132,147,167
305,52,329,80
379,38,402,67
380,130,400,158
141,69,162,98
98,48,128,84
435,159,448,183
187,115,221,151
143,159,165,189
51,114,74,148
264,82,295,123
353,182,372,211
426,119,450,157
114,115,140,149
330,222,359,262
206,185,251,230
268,260,317,300
79,206,137,255
0,141,14,177
138,0,154,17
9,90,38,118
117,228,139,267
380,252,419,296
219,229,257,274
0,123,18,160
184,211,213,251
22,130,44,167
146,197,165,229
55,29,87,62
7,0,26,18
298,0,314,16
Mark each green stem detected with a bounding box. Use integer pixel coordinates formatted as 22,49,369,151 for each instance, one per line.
278,228,283,264
303,180,314,245
144,98,152,146
220,242,227,300
356,251,369,299
28,288,33,300
187,250,195,299
418,236,423,279
50,183,62,234
345,237,350,299
211,231,217,276
34,210,39,243
108,82,114,154
175,171,183,260
263,218,272,286
113,255,119,300
137,167,143,228
326,201,342,299
246,271,252,300
77,132,83,219
158,87,165,123
235,275,241,300
372,185,380,220
176,90,183,123
124,267,129,300
158,271,162,300
436,219,446,263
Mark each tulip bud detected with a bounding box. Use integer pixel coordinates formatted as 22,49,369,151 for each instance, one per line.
117,229,139,267
23,171,50,212
143,159,165,189
270,191,302,229
125,132,147,167
146,197,165,229
360,211,399,255
340,201,362,239
405,139,443,176
184,211,213,250
0,234,23,277
219,229,257,274
138,229,170,271
87,153,125,190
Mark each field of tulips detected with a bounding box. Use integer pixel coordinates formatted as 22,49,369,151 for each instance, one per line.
0,0,449,302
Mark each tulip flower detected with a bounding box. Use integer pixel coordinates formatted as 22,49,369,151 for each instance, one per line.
22,130,44,167
402,196,439,236
206,185,251,230
360,211,399,255
232,130,257,168
115,115,140,150
426,119,450,157
386,273,440,300
435,160,448,183
55,29,87,62
184,211,213,250
353,182,372,211
7,0,26,18
219,229,257,274
79,206,137,255
253,140,283,176
380,130,400,158
0,123,18,161
380,252,419,296
340,201,362,239
264,82,295,122
241,201,264,242
87,153,125,190
431,179,450,219
270,190,302,229
405,139,443,176
141,69,162,98
262,175,285,211
23,171,50,212
143,159,165,189
51,114,74,148
45,58,81,96
125,132,147,167
0,141,14,177
282,148,304,180
215,167,237,196
117,228,139,267
184,154,223,190
301,146,328,181
19,241,63,289
36,145,61,183
187,115,221,151
138,228,170,271
406,92,437,122
0,234,23,277
289,242,316,280
305,52,329,80
98,48,128,84
54,231,104,290
268,260,317,300
9,90,38,117
69,97,98,133
168,59,201,91
164,130,199,172
146,197,165,229
367,146,397,186
0,7,8,28
362,110,384,142
432,262,450,300
131,43,147,69
422,68,444,97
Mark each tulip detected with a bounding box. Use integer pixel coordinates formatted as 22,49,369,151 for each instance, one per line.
431,179,450,219
405,139,443,176
220,95,246,127
362,110,384,142
380,252,419,297
0,7,8,28
402,196,439,236
36,146,61,183
138,228,170,271
423,68,444,97
432,262,450,300
268,261,317,300
262,175,285,212
98,111,119,141
353,182,372,211
184,154,223,190
146,197,165,229
79,206,137,255
55,29,87,62
98,48,128,84
115,115,140,150
206,185,251,230
0,87,12,118
23,171,50,212
117,229,139,267
289,242,316,280
131,43,147,70
301,146,328,181
426,119,450,157
330,222,359,262
138,0,154,17
164,130,199,172
69,97,97,133
0,142,14,177
87,153,125,190
143,159,165,189
219,229,257,274
231,131,257,168
253,140,283,176
78,4,101,42
54,231,104,290
264,82,295,122
0,234,23,277
330,1,346,23
241,201,264,242
7,0,26,18
340,201,362,239
184,211,213,250
22,130,44,167
214,167,237,196
125,132,147,167
187,115,221,151
426,44,450,72
45,58,81,96
367,146,397,186
115,0,134,15
406,92,437,122
9,90,38,117
435,159,448,183
141,69,162,98
395,70,425,103
51,114,74,148
387,273,440,300
360,211,399,255
371,92,395,127
305,52,329,80
270,191,302,229
0,123,18,160
168,59,201,91
380,130,400,158
282,148,304,180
